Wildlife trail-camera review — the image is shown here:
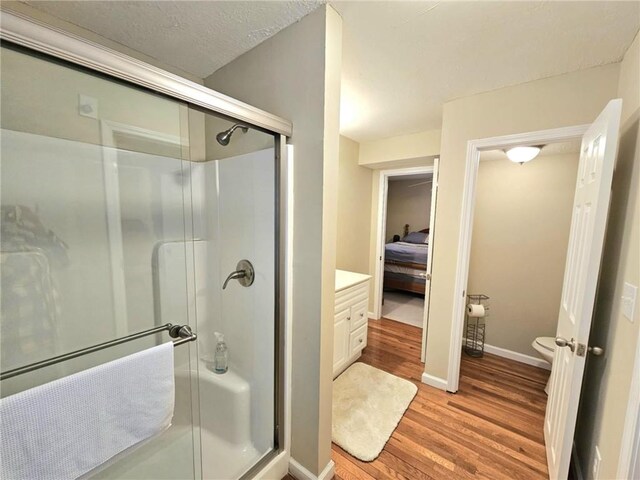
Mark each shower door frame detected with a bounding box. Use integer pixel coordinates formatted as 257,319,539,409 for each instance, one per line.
1,9,292,480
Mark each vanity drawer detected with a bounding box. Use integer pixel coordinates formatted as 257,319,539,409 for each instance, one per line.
350,299,368,331
335,281,368,312
349,324,367,355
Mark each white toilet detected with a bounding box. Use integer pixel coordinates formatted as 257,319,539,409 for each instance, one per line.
532,336,556,394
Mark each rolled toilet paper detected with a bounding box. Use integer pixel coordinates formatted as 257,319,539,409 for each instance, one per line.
467,304,486,318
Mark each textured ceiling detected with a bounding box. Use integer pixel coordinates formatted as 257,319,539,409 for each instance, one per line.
23,1,640,143
333,1,640,141
23,0,322,78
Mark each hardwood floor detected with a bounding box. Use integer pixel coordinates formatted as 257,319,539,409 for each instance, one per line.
330,318,551,480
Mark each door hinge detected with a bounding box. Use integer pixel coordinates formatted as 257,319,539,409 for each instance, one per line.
576,343,587,357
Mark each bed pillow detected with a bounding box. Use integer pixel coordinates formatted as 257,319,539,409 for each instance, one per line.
402,231,428,244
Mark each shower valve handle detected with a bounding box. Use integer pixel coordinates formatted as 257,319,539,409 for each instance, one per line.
222,260,255,289
222,270,245,289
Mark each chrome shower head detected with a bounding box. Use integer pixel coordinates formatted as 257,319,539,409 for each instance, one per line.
216,124,249,146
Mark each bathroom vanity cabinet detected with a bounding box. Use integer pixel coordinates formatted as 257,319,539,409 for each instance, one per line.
334,270,371,378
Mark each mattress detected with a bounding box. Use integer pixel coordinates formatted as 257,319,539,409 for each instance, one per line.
384,241,428,265
383,271,426,286
384,263,427,279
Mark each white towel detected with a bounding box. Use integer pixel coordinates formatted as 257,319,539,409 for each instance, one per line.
0,341,175,480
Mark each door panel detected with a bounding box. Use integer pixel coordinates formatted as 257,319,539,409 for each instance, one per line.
349,324,368,355
422,157,439,363
544,99,622,480
334,308,350,372
351,299,369,330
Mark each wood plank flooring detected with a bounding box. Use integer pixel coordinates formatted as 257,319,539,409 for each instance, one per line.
330,318,550,480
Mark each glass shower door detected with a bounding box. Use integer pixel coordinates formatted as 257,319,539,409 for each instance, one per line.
0,45,201,479
1,43,282,480
188,108,279,479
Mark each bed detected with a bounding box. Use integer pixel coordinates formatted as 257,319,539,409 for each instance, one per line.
383,225,429,295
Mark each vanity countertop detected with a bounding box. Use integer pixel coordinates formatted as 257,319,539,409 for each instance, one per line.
335,269,371,292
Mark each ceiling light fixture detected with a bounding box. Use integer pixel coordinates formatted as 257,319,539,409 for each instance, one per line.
505,145,543,165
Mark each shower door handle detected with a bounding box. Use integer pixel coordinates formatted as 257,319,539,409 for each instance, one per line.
222,260,255,289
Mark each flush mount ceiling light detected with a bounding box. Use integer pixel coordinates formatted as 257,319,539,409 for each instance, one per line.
505,145,543,164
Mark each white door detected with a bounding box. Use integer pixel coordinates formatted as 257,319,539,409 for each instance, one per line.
422,157,439,362
545,99,622,479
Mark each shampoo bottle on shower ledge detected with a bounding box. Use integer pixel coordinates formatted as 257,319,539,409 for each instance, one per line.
213,332,228,374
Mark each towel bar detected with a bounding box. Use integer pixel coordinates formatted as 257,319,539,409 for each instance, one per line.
0,323,197,381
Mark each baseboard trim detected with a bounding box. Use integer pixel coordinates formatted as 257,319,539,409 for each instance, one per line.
317,460,335,480
571,441,585,480
421,372,448,391
483,343,551,370
368,311,377,320
289,458,335,480
462,338,551,370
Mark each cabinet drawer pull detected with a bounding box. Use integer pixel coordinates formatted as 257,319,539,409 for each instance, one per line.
359,338,363,343
360,313,364,317
347,316,351,320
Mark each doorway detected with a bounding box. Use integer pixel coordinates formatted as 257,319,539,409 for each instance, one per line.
447,124,589,393
448,100,622,480
372,163,438,362
461,139,581,371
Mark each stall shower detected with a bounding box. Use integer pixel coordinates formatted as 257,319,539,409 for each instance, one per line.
0,42,283,479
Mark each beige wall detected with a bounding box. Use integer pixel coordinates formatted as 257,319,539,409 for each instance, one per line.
201,109,275,161
336,136,372,275
575,32,640,480
0,46,189,158
386,178,432,242
205,6,342,475
359,128,441,167
469,152,579,357
319,11,342,470
425,63,620,381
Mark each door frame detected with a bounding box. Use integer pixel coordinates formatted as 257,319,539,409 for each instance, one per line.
446,124,589,393
372,165,435,352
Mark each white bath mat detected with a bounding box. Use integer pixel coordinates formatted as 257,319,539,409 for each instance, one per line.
332,362,417,462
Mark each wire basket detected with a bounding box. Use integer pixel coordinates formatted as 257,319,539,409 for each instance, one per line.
464,294,489,358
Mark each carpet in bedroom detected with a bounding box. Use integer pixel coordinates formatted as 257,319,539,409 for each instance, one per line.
381,291,424,327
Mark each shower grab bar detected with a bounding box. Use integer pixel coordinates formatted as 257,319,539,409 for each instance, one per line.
0,323,197,381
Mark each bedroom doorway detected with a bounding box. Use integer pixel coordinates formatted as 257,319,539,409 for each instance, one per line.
373,161,438,363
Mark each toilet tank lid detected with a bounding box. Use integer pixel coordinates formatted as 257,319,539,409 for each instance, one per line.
535,337,556,351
